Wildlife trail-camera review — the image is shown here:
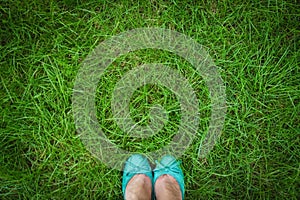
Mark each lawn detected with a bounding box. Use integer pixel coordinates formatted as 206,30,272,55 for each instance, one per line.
0,0,299,199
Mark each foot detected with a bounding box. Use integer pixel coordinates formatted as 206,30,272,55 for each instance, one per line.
153,155,185,200
125,174,152,200
122,154,153,200
155,174,182,200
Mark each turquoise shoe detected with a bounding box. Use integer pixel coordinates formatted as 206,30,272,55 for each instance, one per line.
153,155,185,200
122,154,153,199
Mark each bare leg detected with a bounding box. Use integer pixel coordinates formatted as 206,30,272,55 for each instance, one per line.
125,174,152,200
155,174,182,200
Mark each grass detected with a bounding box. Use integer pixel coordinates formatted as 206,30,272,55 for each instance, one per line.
1,0,299,199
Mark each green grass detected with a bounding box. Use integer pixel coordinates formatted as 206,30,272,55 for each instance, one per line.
1,0,299,199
